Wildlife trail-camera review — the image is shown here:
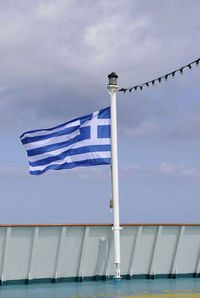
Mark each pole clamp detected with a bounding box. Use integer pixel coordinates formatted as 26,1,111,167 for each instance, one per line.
112,226,123,231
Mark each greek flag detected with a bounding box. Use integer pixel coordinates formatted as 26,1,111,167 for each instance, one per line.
20,107,111,175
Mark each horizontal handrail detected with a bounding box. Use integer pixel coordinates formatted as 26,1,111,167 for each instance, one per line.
0,223,199,227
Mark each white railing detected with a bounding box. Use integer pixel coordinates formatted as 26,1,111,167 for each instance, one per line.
0,224,199,284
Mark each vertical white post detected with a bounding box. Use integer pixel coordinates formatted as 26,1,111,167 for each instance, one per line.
1,227,12,284
78,226,90,281
129,226,143,277
28,227,39,282
54,226,67,281
107,72,121,279
171,225,185,277
149,226,163,278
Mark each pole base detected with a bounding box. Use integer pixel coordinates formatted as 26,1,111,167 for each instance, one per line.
113,263,121,282
113,276,121,283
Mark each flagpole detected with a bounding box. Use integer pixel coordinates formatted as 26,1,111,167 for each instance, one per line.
107,72,121,280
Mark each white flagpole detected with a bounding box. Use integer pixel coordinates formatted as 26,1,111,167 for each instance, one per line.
107,72,121,280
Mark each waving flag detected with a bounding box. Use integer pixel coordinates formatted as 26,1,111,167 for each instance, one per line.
20,107,111,175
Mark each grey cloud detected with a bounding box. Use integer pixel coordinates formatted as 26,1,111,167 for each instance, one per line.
124,121,158,137
0,0,200,132
168,114,200,138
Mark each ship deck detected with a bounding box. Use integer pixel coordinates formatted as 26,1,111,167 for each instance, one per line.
0,278,200,298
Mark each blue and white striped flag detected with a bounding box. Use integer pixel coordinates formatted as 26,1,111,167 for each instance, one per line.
20,107,111,175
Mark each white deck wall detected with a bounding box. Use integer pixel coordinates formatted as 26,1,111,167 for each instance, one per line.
0,224,199,283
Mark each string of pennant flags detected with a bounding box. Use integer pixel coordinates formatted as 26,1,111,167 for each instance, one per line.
118,57,200,93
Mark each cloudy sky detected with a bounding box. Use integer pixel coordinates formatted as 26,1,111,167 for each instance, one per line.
0,0,200,224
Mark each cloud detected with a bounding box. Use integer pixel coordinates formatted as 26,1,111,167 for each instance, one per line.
0,164,111,182
120,162,200,181
0,0,200,131
168,114,200,138
158,162,199,178
6,161,199,182
124,121,158,137
35,1,62,19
